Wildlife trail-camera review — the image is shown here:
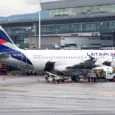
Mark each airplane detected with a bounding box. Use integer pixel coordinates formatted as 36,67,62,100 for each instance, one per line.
0,25,115,78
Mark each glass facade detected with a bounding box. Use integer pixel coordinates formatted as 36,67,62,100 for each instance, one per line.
1,1,115,49
4,20,115,39
41,21,115,35
50,4,115,17
4,26,35,37
4,26,35,48
2,19,115,49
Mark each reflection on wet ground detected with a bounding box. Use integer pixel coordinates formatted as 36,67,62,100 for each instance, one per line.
0,75,115,115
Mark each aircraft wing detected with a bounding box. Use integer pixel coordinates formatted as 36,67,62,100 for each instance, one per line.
45,55,97,72
66,58,97,70
0,53,9,58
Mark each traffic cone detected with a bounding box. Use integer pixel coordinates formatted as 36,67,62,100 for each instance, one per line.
2,77,6,81
68,78,71,83
54,80,58,84
37,77,40,83
64,81,66,84
89,78,92,84
78,80,80,83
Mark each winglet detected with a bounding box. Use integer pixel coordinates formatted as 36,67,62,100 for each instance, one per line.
87,53,95,62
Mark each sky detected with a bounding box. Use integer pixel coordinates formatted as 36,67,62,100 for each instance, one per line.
0,0,41,17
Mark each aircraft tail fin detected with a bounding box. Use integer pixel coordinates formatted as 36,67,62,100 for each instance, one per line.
0,25,18,51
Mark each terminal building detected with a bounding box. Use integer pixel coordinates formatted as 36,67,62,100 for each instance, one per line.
0,0,115,49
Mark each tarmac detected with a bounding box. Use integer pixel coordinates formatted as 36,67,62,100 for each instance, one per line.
0,75,115,115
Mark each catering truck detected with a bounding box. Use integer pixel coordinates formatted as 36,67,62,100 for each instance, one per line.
92,66,114,81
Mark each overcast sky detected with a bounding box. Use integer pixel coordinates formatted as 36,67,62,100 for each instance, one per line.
0,0,41,17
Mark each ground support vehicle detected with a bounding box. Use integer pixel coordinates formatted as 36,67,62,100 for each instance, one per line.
44,66,115,83
44,71,71,83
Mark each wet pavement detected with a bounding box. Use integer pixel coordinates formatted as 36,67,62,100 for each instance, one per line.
0,75,115,115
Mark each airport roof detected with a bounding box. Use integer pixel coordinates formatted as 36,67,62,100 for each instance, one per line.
1,15,115,27
41,0,115,10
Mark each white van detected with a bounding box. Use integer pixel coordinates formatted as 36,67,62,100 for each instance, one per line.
93,66,113,80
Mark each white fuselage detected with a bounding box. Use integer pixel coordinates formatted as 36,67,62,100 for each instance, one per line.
21,50,114,71
22,50,89,71
0,50,115,72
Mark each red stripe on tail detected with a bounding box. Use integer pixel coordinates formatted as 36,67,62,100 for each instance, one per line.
0,38,7,44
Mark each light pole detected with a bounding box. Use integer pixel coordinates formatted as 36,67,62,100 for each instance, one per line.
38,0,41,49
38,10,41,49
112,31,115,50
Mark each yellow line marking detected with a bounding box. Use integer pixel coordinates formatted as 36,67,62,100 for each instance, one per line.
96,91,115,96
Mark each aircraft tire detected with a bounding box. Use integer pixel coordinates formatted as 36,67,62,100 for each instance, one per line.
71,75,79,82
113,76,115,81
93,77,97,82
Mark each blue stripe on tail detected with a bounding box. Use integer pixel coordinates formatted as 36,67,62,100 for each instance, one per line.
0,30,12,43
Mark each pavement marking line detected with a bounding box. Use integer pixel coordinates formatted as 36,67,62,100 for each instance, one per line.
0,86,31,91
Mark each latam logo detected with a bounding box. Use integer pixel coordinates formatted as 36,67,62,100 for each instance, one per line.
88,52,115,57
110,52,115,57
